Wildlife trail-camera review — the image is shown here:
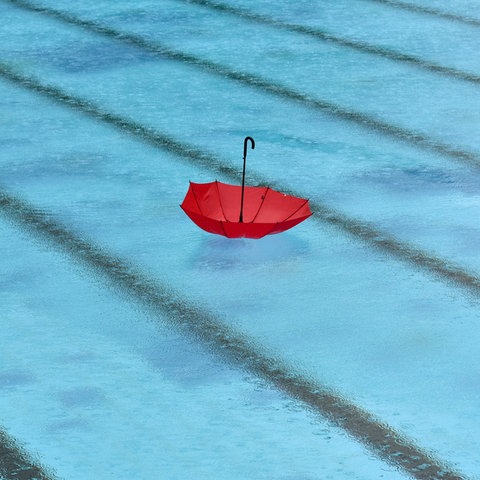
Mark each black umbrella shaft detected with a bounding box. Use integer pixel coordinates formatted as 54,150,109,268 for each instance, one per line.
240,136,255,223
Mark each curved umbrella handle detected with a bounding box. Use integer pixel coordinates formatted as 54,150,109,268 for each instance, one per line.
240,136,255,223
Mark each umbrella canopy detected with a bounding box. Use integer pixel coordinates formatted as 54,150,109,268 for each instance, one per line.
180,137,312,239
181,181,312,239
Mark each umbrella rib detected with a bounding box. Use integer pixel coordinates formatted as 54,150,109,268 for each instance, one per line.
280,198,311,223
219,221,229,237
263,221,281,238
189,183,205,216
250,186,270,223
213,181,229,236
214,180,227,221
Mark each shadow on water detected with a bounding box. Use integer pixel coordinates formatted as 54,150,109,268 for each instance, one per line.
0,371,36,388
190,233,310,270
358,164,480,193
30,42,157,73
142,334,236,387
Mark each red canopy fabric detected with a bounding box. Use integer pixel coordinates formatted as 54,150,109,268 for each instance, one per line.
180,181,312,239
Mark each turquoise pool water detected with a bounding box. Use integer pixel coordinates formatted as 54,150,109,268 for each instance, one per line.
1,1,480,479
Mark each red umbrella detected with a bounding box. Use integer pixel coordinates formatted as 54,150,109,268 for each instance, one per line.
180,137,312,239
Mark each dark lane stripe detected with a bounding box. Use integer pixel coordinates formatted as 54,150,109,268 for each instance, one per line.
0,191,467,480
3,0,480,170
2,63,480,301
369,0,480,28
0,428,58,480
180,0,480,86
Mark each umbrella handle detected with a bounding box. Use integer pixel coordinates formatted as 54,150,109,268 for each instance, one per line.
240,136,255,223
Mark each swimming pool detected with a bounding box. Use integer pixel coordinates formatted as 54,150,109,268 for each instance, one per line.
1,1,480,478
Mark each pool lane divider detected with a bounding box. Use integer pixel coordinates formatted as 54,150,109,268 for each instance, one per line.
0,190,468,480
2,62,480,301
3,0,480,170
368,0,480,28
179,0,480,86
0,428,58,480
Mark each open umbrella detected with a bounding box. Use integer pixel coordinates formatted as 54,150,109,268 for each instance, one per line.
180,137,312,239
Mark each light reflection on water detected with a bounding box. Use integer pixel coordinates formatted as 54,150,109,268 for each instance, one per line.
191,233,310,270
